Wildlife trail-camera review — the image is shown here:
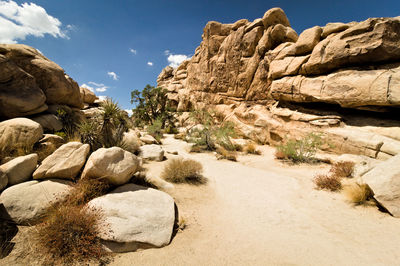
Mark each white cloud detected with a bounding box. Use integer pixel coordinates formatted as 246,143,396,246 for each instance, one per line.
107,71,118,80
167,53,190,68
124,109,133,116
164,50,170,56
98,96,108,101
129,48,137,55
82,82,109,93
147,62,153,66
88,81,105,87
0,0,68,43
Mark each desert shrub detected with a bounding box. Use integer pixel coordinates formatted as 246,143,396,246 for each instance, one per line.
54,131,66,139
56,108,81,139
188,109,236,151
330,161,355,178
314,174,342,191
276,133,323,163
146,118,163,142
161,158,206,184
33,178,111,265
130,85,176,129
216,146,237,161
244,143,261,155
35,205,108,265
174,132,186,140
100,99,128,148
343,183,374,205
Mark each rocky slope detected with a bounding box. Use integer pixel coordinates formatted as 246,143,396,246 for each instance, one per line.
158,8,400,159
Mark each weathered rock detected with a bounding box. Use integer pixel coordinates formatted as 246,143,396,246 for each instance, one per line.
294,26,322,55
0,54,47,119
0,118,43,153
321,22,350,38
0,169,7,191
301,18,400,75
81,147,139,185
122,130,141,154
0,44,83,108
33,142,90,180
271,64,400,108
140,134,158,144
31,114,63,132
262,7,290,28
0,154,38,186
39,134,65,146
362,154,400,217
80,86,97,104
139,145,165,161
87,183,175,252
0,179,71,225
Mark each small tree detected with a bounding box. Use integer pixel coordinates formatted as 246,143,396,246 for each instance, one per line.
130,85,176,128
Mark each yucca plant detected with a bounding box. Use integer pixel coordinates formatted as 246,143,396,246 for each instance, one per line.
100,99,128,148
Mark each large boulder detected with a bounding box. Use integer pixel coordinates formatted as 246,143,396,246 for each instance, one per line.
0,54,47,119
33,142,90,180
122,129,141,154
362,154,400,217
81,147,139,185
0,154,38,186
0,168,7,191
139,144,165,161
87,183,175,252
0,179,71,225
0,44,83,108
0,118,43,153
80,86,97,104
31,114,63,132
140,134,158,144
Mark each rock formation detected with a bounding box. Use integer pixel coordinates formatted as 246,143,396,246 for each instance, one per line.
158,8,400,159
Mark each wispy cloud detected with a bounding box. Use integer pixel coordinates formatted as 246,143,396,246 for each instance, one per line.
98,95,108,101
107,71,118,80
129,48,137,55
82,82,109,93
0,0,68,43
147,62,153,66
164,50,191,68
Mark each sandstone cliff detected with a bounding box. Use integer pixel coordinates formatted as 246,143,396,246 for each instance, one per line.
158,8,400,159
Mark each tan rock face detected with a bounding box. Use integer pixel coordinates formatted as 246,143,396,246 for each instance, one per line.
81,147,139,185
0,118,43,153
0,44,83,109
0,154,38,186
33,142,90,180
80,86,97,104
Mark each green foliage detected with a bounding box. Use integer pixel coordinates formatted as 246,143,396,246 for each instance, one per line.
54,131,66,139
56,108,80,138
276,133,324,163
146,118,163,142
130,84,176,129
188,109,236,151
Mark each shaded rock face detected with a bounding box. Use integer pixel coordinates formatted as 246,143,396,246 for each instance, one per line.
158,8,400,159
0,44,83,119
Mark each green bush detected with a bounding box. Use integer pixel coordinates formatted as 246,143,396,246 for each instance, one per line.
188,109,236,151
276,133,323,163
146,118,163,142
130,85,176,129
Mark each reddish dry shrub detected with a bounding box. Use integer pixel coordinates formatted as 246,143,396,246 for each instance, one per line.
216,146,237,161
35,205,109,265
314,174,342,192
274,150,286,160
330,161,355,178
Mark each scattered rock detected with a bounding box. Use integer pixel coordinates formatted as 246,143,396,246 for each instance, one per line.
139,145,165,161
33,142,90,180
87,183,175,252
140,134,158,144
0,154,38,186
122,129,141,153
31,114,63,132
0,179,71,225
362,154,400,217
0,118,43,153
81,147,140,185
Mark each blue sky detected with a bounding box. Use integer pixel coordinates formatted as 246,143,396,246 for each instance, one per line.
1,0,399,113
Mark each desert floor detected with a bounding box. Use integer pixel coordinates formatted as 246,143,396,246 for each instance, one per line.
112,135,400,266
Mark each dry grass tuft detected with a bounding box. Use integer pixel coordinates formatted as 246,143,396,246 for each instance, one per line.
34,205,109,265
161,158,206,184
174,132,187,140
330,161,355,178
314,174,342,192
343,183,374,205
244,143,261,155
216,146,237,161
189,144,206,153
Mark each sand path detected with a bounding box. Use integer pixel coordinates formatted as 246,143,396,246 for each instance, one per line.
113,135,400,266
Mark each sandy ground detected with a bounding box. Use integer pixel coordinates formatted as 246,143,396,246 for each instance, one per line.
112,135,400,266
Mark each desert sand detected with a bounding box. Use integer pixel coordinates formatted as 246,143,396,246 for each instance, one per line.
113,135,400,266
